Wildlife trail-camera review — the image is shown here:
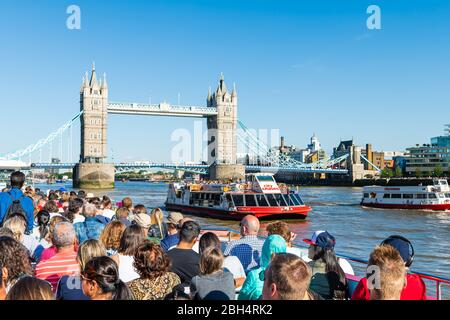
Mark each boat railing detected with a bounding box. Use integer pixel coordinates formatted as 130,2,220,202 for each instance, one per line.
207,226,450,300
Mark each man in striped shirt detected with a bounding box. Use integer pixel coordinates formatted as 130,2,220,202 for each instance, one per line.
35,221,80,292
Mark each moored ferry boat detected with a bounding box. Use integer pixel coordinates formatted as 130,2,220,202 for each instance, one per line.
361,179,450,211
165,173,311,220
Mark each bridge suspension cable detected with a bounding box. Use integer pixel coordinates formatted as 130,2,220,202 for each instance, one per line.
1,111,83,161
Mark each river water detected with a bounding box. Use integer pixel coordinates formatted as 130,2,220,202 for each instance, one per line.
36,181,450,296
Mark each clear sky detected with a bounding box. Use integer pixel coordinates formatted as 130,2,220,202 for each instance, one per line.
0,0,449,163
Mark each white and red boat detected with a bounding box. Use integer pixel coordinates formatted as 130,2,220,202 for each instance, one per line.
165,173,311,220
361,179,450,211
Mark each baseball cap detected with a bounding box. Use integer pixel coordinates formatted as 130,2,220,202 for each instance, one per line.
381,236,412,265
165,212,184,225
133,213,152,229
86,192,95,199
59,187,67,192
303,230,336,249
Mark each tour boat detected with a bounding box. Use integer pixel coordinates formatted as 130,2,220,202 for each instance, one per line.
165,173,311,220
361,179,450,211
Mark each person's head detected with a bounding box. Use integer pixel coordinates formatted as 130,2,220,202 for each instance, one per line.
82,203,97,218
102,196,112,210
43,200,59,214
122,197,133,210
150,208,164,224
77,239,107,270
380,235,414,268
240,215,260,236
133,204,147,215
133,241,171,280
178,217,193,229
266,221,292,246
3,216,27,243
36,210,50,239
77,190,86,200
178,221,201,247
304,230,336,260
46,215,67,243
133,213,152,232
367,245,407,300
199,247,223,275
0,237,33,289
81,256,132,300
115,207,129,220
6,276,54,300
199,232,221,255
261,235,287,268
67,198,84,222
118,225,146,256
52,222,76,251
100,221,126,251
262,253,312,300
165,212,183,232
10,171,25,189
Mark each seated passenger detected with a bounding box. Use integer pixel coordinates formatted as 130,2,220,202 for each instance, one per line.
304,231,348,300
352,235,426,300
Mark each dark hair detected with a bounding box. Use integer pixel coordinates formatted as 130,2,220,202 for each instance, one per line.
77,190,86,199
133,241,171,279
70,191,77,197
10,171,25,189
122,197,133,209
6,276,54,300
179,221,201,243
48,193,59,202
199,247,223,275
36,210,51,240
310,245,348,299
66,198,84,223
82,256,132,300
118,225,146,256
0,237,33,286
102,196,112,208
133,204,147,215
199,232,221,255
43,200,59,214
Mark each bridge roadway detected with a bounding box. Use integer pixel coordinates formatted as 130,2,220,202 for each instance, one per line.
29,162,349,175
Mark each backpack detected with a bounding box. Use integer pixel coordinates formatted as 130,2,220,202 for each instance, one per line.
1,192,28,226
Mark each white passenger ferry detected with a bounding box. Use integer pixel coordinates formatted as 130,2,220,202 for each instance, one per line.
361,179,450,211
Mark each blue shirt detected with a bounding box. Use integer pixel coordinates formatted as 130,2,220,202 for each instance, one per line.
74,217,105,244
0,188,34,232
161,233,179,251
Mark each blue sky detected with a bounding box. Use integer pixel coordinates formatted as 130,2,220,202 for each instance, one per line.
0,0,449,163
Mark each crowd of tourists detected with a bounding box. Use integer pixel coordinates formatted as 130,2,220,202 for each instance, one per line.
0,171,427,300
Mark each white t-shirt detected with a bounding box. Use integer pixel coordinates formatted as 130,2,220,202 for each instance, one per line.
102,209,116,220
223,256,246,279
72,215,85,224
117,254,140,283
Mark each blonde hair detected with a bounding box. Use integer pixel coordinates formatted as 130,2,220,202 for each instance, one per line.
150,208,164,239
76,239,107,270
3,216,26,243
368,245,406,300
100,221,126,251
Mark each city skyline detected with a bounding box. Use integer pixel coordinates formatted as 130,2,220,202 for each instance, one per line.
0,0,449,162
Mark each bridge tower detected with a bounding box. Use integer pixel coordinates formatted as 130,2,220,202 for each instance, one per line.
206,74,245,180
73,64,115,189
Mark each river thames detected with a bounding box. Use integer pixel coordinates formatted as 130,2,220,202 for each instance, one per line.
36,181,450,296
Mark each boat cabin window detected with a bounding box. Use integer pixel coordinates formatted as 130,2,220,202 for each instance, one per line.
370,192,376,198
415,194,427,199
266,194,279,206
232,195,245,207
274,194,288,206
245,195,257,206
255,194,270,206
226,194,233,206
402,194,413,199
255,175,275,182
445,193,450,198
391,194,402,199
428,193,437,199
437,193,445,199
363,193,369,198
291,193,304,205
383,194,391,198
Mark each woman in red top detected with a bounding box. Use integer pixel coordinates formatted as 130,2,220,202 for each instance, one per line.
351,235,427,300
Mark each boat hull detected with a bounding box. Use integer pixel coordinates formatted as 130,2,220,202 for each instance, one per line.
165,203,310,220
361,202,450,211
